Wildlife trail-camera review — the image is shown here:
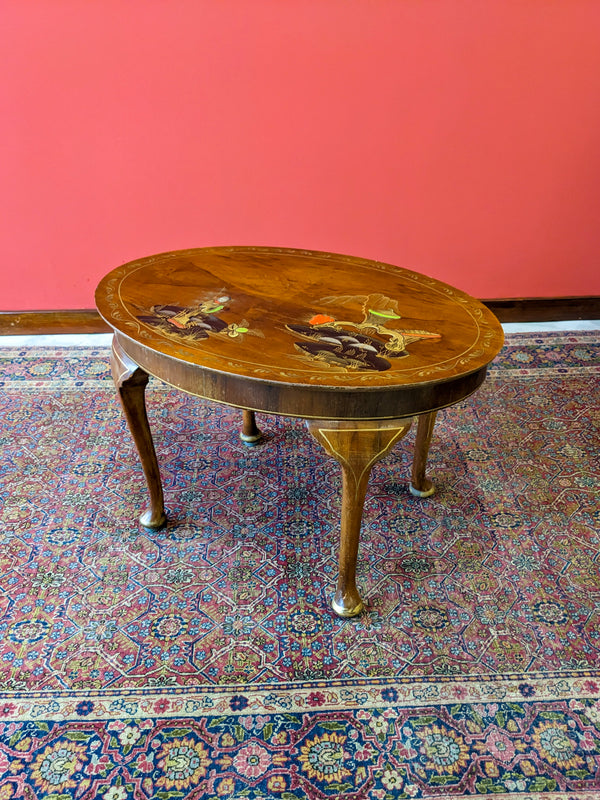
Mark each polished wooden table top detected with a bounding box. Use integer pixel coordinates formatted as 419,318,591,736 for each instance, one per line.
96,246,504,419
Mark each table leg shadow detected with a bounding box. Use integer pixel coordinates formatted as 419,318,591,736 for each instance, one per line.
109,354,439,615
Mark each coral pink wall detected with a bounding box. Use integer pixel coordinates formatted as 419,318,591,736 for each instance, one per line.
2,1,600,310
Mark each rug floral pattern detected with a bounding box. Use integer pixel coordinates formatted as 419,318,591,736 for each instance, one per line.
0,331,599,797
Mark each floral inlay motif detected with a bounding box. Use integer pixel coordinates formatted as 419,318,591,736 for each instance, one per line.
135,296,261,345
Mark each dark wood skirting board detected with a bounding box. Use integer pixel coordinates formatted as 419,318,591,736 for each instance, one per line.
482,296,600,323
1,297,599,335
0,310,111,335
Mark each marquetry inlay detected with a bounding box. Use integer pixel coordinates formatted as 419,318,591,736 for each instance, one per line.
96,246,503,389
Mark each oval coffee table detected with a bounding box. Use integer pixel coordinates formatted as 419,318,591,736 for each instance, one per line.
96,246,504,617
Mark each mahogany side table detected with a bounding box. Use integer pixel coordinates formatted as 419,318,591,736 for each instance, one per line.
95,247,503,617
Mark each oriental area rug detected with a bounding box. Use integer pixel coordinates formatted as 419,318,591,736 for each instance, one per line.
0,330,599,799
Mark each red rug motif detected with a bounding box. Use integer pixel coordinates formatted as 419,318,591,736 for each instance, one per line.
0,331,598,798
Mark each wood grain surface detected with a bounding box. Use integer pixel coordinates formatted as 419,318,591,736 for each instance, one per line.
96,247,503,419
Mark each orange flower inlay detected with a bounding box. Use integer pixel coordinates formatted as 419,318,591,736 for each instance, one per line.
309,314,335,326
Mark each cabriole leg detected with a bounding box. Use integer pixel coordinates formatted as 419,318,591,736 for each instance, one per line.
111,338,166,530
410,411,437,498
307,417,413,617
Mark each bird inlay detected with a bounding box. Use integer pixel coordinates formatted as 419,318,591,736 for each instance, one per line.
286,293,441,371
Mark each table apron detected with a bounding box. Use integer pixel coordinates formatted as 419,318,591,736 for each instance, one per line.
115,333,488,420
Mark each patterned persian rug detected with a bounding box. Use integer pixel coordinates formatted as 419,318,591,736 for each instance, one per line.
0,330,598,798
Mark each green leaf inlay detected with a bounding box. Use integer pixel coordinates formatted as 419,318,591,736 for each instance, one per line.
368,309,402,319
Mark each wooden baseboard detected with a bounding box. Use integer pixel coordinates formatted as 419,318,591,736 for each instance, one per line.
1,297,599,335
0,310,111,335
482,296,600,323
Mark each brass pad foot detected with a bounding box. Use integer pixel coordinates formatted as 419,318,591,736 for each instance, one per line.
140,509,167,530
409,480,435,498
240,431,262,447
332,595,364,618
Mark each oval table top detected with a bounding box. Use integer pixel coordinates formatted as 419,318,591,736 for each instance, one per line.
95,246,504,419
